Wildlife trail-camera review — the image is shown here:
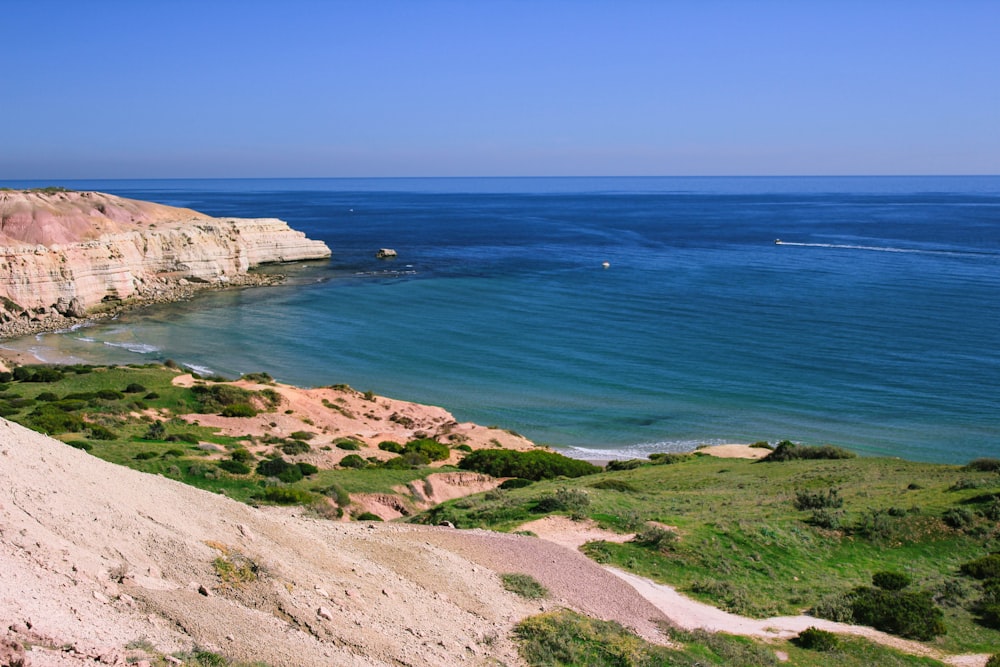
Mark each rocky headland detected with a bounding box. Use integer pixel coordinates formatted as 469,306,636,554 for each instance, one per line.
0,189,331,338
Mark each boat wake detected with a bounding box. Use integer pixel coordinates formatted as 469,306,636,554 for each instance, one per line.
774,239,997,257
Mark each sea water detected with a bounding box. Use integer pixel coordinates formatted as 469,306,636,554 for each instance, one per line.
3,176,999,464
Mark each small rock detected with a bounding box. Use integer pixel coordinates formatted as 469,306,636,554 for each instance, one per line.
92,590,110,604
198,584,212,597
225,634,235,642
315,587,329,598
381,588,391,598
0,636,27,667
317,607,334,621
165,656,183,665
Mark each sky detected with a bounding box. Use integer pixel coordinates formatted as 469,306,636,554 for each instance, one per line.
3,0,999,178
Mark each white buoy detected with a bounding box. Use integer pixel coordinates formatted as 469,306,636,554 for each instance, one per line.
602,261,610,269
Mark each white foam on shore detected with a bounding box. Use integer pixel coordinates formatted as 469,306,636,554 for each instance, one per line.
563,438,739,462
103,341,160,354
183,363,215,376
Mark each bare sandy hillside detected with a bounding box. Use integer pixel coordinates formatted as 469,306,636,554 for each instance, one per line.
0,417,670,666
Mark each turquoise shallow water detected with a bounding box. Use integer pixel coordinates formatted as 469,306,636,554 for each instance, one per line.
4,176,999,464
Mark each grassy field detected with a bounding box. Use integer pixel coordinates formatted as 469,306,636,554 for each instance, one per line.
417,451,1000,655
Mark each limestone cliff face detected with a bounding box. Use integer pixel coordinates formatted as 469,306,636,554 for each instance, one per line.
0,190,331,333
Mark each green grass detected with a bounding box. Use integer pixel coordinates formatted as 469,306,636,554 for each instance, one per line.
415,453,1000,654
0,363,459,508
514,609,946,667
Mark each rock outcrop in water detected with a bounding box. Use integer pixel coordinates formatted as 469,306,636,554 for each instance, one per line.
0,189,331,337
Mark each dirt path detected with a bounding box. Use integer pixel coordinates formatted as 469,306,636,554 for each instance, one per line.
516,516,990,667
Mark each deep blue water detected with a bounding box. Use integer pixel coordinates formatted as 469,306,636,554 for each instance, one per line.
3,176,999,464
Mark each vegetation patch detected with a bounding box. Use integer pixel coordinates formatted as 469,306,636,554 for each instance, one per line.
501,573,548,599
459,449,600,480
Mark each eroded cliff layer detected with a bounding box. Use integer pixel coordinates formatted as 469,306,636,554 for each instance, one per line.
0,189,331,336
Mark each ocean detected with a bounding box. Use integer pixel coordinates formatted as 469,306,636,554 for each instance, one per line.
3,176,999,464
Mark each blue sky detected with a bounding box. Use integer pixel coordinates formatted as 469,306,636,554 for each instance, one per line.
3,0,998,178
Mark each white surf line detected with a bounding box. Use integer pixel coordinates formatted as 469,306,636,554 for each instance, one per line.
605,567,989,666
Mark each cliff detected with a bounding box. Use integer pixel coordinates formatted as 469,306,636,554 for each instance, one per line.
0,189,331,336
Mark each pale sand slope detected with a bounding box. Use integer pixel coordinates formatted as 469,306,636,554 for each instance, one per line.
0,417,671,666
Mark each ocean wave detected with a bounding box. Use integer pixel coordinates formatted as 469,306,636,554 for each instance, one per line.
774,240,999,257
182,363,215,376
562,438,740,461
74,336,97,343
103,341,160,354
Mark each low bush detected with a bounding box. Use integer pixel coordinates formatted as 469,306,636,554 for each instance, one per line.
66,440,92,451
378,440,404,453
943,507,976,529
872,571,912,591
355,512,382,521
220,403,257,418
134,451,158,460
630,525,678,552
589,479,639,493
793,627,839,651
297,462,319,476
289,430,315,440
759,440,855,462
335,439,361,450
501,573,548,599
793,487,843,510
256,456,303,483
986,655,1000,667
281,440,311,455
95,389,125,401
846,586,946,640
404,437,450,462
500,478,534,490
231,448,255,462
123,383,146,393
960,554,1000,580
808,508,845,530
256,486,314,505
605,458,646,471
534,487,590,515
339,454,367,469
459,449,600,481
648,452,692,465
87,424,118,440
218,459,251,475
964,458,1000,472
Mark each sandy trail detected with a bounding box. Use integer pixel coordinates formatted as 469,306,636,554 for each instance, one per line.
516,515,990,667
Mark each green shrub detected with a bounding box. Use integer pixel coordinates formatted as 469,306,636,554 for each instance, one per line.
647,452,692,465
455,443,473,452
87,424,118,440
404,437,451,462
256,486,314,505
66,440,92,451
297,462,319,476
144,391,160,400
943,507,976,529
631,526,678,552
985,654,1000,667
964,458,1000,472
846,586,946,640
289,430,315,440
500,478,534,490
95,389,125,401
231,448,254,462
218,459,251,475
220,403,257,418
335,439,361,450
165,432,199,443
36,391,59,402
793,627,838,651
339,454,367,469
605,458,646,471
123,383,146,393
793,487,843,510
280,439,311,455
589,479,639,492
759,440,855,462
26,406,84,434
256,456,303,482
872,571,912,591
319,483,352,507
355,512,383,521
378,440,404,453
960,554,1000,580
501,573,548,599
808,508,845,530
459,449,600,480
134,451,158,460
534,487,590,515
145,421,167,440
161,448,185,457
